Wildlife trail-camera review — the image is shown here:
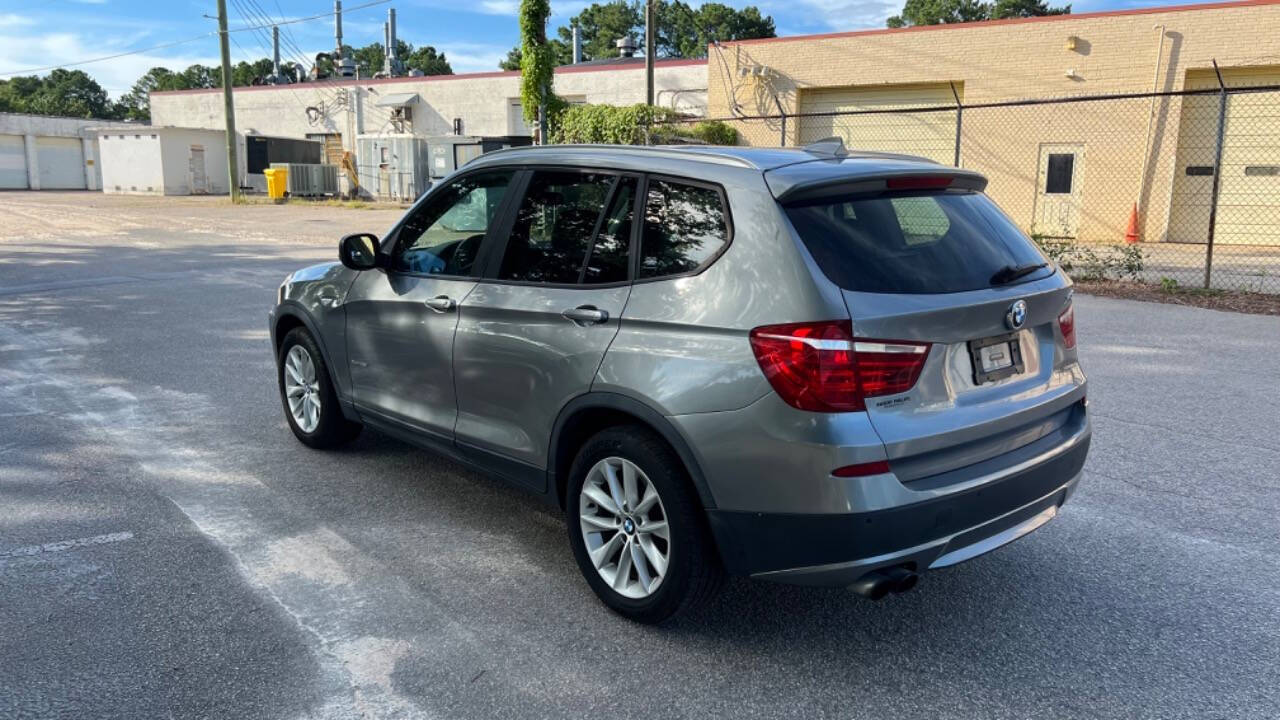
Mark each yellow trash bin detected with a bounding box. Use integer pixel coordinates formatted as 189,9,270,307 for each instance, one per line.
264,167,288,200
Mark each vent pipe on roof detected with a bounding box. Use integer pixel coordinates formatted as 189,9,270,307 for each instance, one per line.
616,36,637,58
334,0,343,57
572,24,582,63
272,26,281,82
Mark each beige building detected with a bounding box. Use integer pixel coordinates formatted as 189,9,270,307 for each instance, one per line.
150,58,707,173
707,0,1280,245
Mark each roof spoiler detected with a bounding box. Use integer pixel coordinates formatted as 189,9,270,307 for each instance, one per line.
768,166,988,204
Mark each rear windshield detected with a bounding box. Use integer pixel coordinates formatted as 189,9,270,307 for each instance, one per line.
783,191,1051,294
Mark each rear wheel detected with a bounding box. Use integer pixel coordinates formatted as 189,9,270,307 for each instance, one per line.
566,426,723,624
277,327,361,448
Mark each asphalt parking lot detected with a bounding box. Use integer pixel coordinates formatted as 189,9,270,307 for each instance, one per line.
1,192,1277,719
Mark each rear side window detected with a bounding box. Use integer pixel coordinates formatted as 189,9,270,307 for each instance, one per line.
784,192,1050,294
638,179,729,279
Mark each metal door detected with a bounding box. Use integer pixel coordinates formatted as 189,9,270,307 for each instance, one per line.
452,170,636,484
36,136,86,190
343,271,477,439
0,134,27,189
344,168,516,439
189,145,208,194
1032,144,1084,238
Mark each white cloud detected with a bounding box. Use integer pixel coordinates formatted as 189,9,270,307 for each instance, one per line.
435,41,511,73
480,0,519,14
0,13,36,27
0,30,248,97
769,0,899,31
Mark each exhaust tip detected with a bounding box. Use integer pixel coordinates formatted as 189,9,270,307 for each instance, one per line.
882,566,920,594
848,574,893,601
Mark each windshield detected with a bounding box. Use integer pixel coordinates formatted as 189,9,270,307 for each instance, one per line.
784,191,1052,294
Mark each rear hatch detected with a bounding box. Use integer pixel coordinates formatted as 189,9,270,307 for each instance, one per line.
779,180,1085,481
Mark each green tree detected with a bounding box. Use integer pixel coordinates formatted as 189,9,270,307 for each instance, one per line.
404,44,452,75
557,1,639,61
499,47,523,71
519,0,566,131
658,1,774,58
0,70,116,119
990,0,1069,18
886,0,1067,26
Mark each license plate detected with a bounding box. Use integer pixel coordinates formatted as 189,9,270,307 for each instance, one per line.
978,342,1014,373
969,332,1024,385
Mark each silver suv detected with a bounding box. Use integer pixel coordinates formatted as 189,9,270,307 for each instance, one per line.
270,142,1090,624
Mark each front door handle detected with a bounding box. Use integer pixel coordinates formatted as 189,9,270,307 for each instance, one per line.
562,305,609,325
425,295,456,313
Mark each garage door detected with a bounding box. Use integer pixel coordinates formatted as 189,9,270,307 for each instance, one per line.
36,136,86,190
0,134,27,189
797,83,958,164
1169,67,1280,245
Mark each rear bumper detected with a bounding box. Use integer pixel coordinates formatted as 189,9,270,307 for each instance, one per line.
705,424,1090,585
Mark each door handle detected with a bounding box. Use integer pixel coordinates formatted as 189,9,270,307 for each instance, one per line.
562,305,609,325
425,295,456,313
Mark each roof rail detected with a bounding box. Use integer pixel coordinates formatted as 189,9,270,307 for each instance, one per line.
802,137,848,158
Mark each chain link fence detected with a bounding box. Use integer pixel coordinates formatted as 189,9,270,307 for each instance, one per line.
655,83,1280,294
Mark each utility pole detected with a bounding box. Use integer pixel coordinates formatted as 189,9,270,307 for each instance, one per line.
645,0,655,106
216,0,240,201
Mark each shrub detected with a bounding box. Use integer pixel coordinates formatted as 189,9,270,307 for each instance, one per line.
549,103,738,146
1031,234,1148,282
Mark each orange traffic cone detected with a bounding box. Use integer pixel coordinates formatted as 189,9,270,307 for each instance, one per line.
1124,203,1140,244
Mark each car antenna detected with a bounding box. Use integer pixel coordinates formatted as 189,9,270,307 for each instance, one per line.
802,137,849,159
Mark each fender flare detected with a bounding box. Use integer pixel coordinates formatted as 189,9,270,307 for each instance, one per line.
271,303,354,416
546,392,717,510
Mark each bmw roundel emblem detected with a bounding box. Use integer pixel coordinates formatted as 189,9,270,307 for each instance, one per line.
1006,300,1028,330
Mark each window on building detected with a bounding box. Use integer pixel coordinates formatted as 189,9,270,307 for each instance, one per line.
1045,153,1075,194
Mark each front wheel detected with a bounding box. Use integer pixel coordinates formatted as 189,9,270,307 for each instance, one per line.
277,327,361,448
566,426,724,624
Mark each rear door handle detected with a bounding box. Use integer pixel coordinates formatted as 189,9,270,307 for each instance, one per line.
425,295,456,313
562,305,609,325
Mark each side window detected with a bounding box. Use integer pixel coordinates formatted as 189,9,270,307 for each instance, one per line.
638,179,728,279
582,177,635,284
498,170,614,284
392,170,514,275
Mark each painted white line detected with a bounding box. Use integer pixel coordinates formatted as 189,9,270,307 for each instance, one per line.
0,531,135,559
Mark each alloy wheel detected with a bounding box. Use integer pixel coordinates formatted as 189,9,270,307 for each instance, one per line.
283,344,321,433
578,456,671,599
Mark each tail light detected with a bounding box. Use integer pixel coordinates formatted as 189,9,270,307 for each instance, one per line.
748,320,930,412
1058,304,1076,349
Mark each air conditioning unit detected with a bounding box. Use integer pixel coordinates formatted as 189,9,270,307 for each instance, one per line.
270,163,339,197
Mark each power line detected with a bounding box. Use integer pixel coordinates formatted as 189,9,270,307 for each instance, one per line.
0,0,391,78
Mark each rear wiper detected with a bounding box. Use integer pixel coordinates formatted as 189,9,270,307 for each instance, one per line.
990,262,1049,286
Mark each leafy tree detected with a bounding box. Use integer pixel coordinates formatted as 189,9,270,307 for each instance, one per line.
0,70,115,119
499,47,523,71
557,1,639,61
657,1,775,58
886,0,1067,26
501,0,774,68
404,44,452,75
519,0,566,131
990,0,1069,18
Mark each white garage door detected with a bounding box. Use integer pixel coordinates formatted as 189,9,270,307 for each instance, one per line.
797,83,958,164
0,134,27,189
1169,67,1280,245
36,137,86,190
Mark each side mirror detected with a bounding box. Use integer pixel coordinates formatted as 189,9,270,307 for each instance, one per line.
339,233,381,270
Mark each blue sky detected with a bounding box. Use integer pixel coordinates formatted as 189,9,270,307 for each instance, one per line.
0,0,1217,98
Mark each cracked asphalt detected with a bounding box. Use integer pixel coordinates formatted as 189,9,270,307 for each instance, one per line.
1,192,1277,719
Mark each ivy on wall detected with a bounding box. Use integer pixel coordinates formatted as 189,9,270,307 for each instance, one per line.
551,103,739,146
518,0,566,131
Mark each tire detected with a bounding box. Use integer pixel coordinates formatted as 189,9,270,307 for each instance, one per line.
277,327,361,449
566,425,724,624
